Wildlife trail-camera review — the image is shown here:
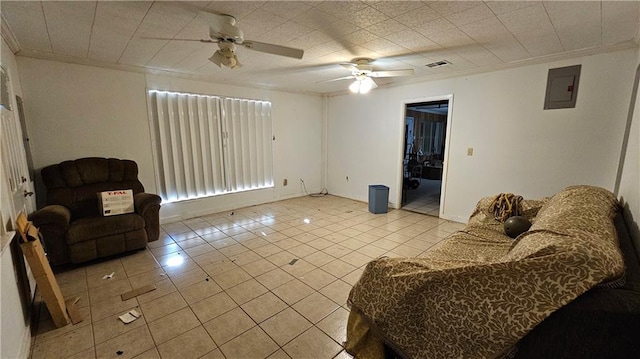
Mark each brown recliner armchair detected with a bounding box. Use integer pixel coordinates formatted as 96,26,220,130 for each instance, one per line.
30,157,161,265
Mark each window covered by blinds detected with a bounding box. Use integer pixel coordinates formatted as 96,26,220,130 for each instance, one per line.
147,90,273,203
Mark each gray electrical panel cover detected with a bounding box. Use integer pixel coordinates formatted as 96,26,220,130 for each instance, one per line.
544,64,581,110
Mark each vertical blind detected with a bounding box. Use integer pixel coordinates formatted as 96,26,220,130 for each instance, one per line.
147,90,273,203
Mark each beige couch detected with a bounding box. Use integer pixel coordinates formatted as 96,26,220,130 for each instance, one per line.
346,185,627,359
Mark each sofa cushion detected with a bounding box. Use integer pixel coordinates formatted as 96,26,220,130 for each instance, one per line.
67,214,145,244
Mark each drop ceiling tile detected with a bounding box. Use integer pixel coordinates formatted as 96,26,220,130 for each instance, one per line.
287,30,334,49
175,17,210,40
366,19,410,37
453,44,503,67
259,21,315,44
316,1,369,19
344,6,389,28
118,2,201,66
426,1,481,17
292,8,339,30
445,3,495,27
203,1,263,21
413,18,458,39
146,41,203,69
260,1,313,20
237,9,287,38
362,38,407,57
88,1,151,63
88,29,134,63
459,17,529,62
173,47,216,72
1,1,52,52
340,29,379,47
393,53,433,67
544,1,601,51
602,1,640,45
42,1,96,57
484,1,541,15
498,3,563,57
369,1,425,18
393,5,441,28
427,28,477,48
118,38,169,67
144,1,202,36
321,19,360,39
387,30,439,53
345,45,380,59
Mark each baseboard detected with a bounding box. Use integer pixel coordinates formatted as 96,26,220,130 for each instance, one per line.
439,213,467,224
18,324,31,359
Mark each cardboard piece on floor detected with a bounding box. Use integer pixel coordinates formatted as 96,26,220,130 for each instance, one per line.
17,213,70,327
65,297,83,324
121,284,156,301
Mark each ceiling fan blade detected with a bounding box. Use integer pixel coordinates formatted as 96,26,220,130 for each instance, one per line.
140,36,217,43
317,75,356,84
340,63,357,71
370,78,379,89
369,69,414,78
241,40,304,59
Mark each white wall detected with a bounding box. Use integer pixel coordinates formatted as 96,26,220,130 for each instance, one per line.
327,49,637,223
0,38,32,359
617,49,640,254
16,58,323,222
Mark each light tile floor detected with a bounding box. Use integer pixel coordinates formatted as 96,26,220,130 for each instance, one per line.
30,195,464,359
402,179,441,216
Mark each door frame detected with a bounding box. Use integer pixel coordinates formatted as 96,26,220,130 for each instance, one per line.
395,94,454,218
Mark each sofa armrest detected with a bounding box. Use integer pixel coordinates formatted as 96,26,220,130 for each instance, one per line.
134,193,161,242
29,205,72,266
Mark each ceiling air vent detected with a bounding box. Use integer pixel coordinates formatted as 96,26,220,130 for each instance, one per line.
425,60,451,68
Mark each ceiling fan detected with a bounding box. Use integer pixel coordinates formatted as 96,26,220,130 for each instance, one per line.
155,11,304,69
322,58,415,94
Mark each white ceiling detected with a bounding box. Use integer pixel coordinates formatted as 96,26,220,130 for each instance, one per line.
2,1,639,95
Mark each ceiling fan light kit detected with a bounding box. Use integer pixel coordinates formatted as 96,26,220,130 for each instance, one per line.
323,58,415,94
209,43,240,69
349,76,375,94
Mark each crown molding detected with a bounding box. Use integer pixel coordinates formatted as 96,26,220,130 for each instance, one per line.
12,41,639,98
1,15,20,54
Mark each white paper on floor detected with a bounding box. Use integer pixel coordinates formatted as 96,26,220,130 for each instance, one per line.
118,309,141,324
102,272,115,279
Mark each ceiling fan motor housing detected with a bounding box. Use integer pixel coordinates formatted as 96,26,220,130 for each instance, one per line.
211,24,244,43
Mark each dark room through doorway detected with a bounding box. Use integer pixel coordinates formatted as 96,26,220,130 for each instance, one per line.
401,100,448,216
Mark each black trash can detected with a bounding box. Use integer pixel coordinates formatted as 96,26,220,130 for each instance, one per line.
368,185,389,214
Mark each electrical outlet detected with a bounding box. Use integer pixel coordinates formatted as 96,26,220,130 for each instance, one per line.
467,148,474,156
283,179,288,186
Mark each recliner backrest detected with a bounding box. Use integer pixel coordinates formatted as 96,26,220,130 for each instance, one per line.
41,157,144,219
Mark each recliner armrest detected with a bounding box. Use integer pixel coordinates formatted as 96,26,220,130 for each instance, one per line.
134,193,162,214
29,205,71,230
134,192,162,242
29,205,72,265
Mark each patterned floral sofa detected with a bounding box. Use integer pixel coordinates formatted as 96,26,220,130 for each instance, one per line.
346,185,640,359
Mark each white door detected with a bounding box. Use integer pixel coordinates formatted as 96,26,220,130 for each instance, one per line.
0,67,34,218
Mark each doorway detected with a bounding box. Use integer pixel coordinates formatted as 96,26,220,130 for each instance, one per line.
401,99,450,216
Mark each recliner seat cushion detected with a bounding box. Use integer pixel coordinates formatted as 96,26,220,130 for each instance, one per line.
67,214,145,244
